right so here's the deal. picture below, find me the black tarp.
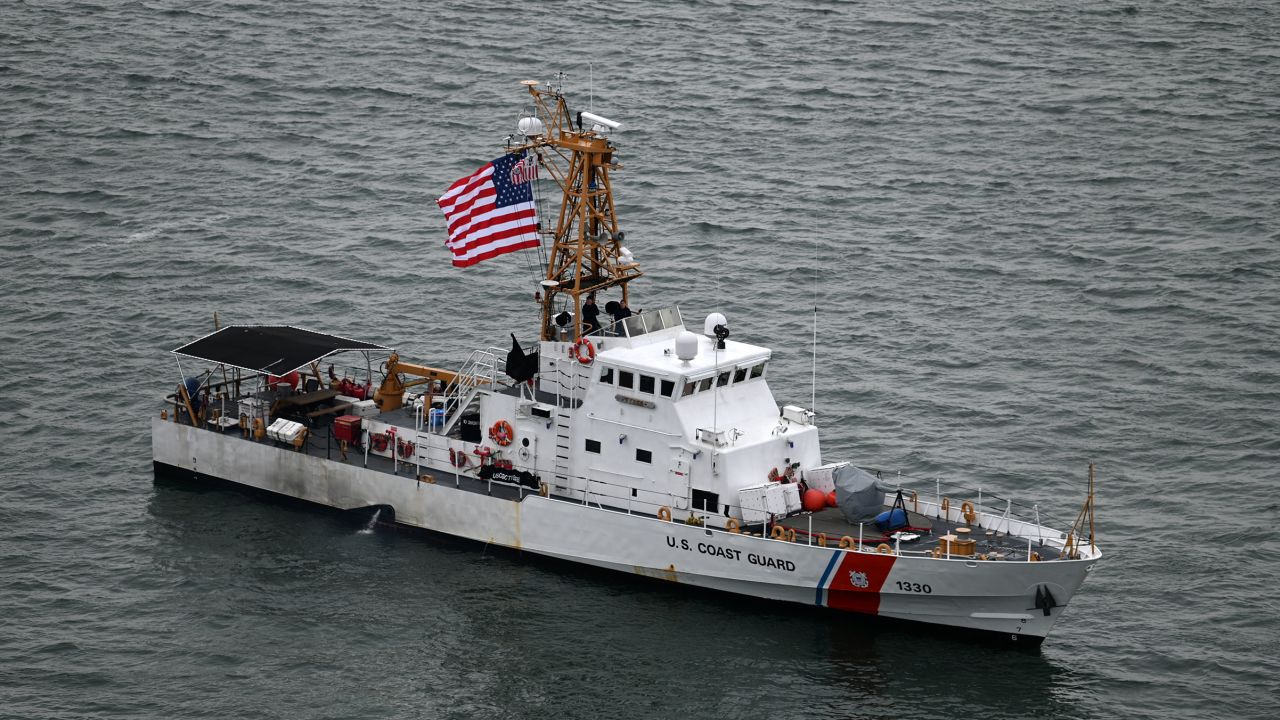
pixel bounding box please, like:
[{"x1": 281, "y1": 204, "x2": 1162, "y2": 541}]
[{"x1": 172, "y1": 325, "x2": 389, "y2": 374}]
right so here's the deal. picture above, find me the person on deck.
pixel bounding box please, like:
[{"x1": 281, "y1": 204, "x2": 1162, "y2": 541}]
[
  {"x1": 610, "y1": 300, "x2": 633, "y2": 333},
  {"x1": 582, "y1": 293, "x2": 601, "y2": 336}
]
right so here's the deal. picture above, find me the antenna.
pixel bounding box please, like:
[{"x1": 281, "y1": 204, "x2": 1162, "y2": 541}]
[{"x1": 810, "y1": 243, "x2": 818, "y2": 414}]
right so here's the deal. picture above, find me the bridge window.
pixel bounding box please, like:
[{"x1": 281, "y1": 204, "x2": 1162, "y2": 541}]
[
  {"x1": 698, "y1": 378, "x2": 712, "y2": 392},
  {"x1": 660, "y1": 379, "x2": 675, "y2": 397},
  {"x1": 750, "y1": 362, "x2": 766, "y2": 379},
  {"x1": 639, "y1": 374, "x2": 655, "y2": 394},
  {"x1": 717, "y1": 370, "x2": 731, "y2": 387},
  {"x1": 599, "y1": 367, "x2": 614, "y2": 384},
  {"x1": 733, "y1": 367, "x2": 747, "y2": 383},
  {"x1": 619, "y1": 370, "x2": 634, "y2": 389},
  {"x1": 586, "y1": 439, "x2": 601, "y2": 454},
  {"x1": 636, "y1": 448, "x2": 652, "y2": 464},
  {"x1": 683, "y1": 380, "x2": 696, "y2": 396}
]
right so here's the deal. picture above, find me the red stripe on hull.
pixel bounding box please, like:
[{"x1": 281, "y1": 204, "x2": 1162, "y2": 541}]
[{"x1": 826, "y1": 552, "x2": 896, "y2": 615}]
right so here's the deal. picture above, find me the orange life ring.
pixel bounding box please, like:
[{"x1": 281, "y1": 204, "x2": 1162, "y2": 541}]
[
  {"x1": 941, "y1": 496, "x2": 951, "y2": 519},
  {"x1": 839, "y1": 536, "x2": 855, "y2": 549},
  {"x1": 657, "y1": 506, "x2": 672, "y2": 522},
  {"x1": 817, "y1": 533, "x2": 828, "y2": 547},
  {"x1": 961, "y1": 500, "x2": 976, "y2": 525},
  {"x1": 909, "y1": 490, "x2": 919, "y2": 513},
  {"x1": 770, "y1": 525, "x2": 785, "y2": 540},
  {"x1": 726, "y1": 518, "x2": 741, "y2": 534},
  {"x1": 573, "y1": 337, "x2": 595, "y2": 365},
  {"x1": 876, "y1": 543, "x2": 893, "y2": 555},
  {"x1": 489, "y1": 420, "x2": 514, "y2": 446}
]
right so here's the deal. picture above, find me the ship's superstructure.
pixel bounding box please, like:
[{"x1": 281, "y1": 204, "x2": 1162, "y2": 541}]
[{"x1": 152, "y1": 80, "x2": 1100, "y2": 645}]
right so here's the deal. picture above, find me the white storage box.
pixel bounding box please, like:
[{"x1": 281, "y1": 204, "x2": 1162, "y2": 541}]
[
  {"x1": 780, "y1": 482, "x2": 802, "y2": 514},
  {"x1": 267, "y1": 418, "x2": 305, "y2": 444},
  {"x1": 239, "y1": 397, "x2": 269, "y2": 422},
  {"x1": 801, "y1": 462, "x2": 847, "y2": 494},
  {"x1": 738, "y1": 483, "x2": 790, "y2": 525},
  {"x1": 350, "y1": 399, "x2": 380, "y2": 418}
]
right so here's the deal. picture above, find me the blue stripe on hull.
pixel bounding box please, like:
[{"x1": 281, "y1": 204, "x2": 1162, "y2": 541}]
[{"x1": 814, "y1": 550, "x2": 842, "y2": 606}]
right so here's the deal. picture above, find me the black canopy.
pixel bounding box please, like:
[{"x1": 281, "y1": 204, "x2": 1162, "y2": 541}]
[{"x1": 172, "y1": 325, "x2": 389, "y2": 375}]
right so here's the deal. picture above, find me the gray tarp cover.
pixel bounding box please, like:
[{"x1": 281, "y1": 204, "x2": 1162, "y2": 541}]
[{"x1": 833, "y1": 465, "x2": 889, "y2": 524}]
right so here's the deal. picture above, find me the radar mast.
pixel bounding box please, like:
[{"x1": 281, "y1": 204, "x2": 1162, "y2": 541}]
[{"x1": 510, "y1": 79, "x2": 642, "y2": 341}]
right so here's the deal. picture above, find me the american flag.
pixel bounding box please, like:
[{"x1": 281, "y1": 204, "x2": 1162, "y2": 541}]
[{"x1": 437, "y1": 152, "x2": 540, "y2": 267}]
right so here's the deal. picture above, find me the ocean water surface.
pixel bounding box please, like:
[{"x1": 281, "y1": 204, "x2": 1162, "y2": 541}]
[{"x1": 2, "y1": 1, "x2": 1278, "y2": 718}]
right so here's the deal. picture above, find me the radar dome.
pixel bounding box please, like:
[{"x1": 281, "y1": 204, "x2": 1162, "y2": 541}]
[
  {"x1": 703, "y1": 312, "x2": 728, "y2": 337},
  {"x1": 517, "y1": 116, "x2": 546, "y2": 137},
  {"x1": 675, "y1": 331, "x2": 699, "y2": 361}
]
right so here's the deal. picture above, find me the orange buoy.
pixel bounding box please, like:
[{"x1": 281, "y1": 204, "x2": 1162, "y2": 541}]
[
  {"x1": 802, "y1": 488, "x2": 826, "y2": 512},
  {"x1": 826, "y1": 490, "x2": 838, "y2": 508}
]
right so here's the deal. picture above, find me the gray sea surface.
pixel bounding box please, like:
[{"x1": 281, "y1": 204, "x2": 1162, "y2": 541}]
[{"x1": 2, "y1": 0, "x2": 1278, "y2": 718}]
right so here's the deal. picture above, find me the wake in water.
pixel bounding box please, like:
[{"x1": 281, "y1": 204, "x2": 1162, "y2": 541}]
[{"x1": 357, "y1": 508, "x2": 381, "y2": 535}]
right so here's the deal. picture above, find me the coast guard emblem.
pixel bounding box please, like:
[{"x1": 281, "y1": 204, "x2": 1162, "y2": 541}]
[{"x1": 849, "y1": 570, "x2": 869, "y2": 589}]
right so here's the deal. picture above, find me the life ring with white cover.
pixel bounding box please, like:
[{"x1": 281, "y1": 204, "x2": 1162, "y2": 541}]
[
  {"x1": 490, "y1": 420, "x2": 514, "y2": 446},
  {"x1": 449, "y1": 448, "x2": 467, "y2": 467},
  {"x1": 372, "y1": 433, "x2": 389, "y2": 452},
  {"x1": 573, "y1": 337, "x2": 595, "y2": 365},
  {"x1": 397, "y1": 439, "x2": 415, "y2": 458}
]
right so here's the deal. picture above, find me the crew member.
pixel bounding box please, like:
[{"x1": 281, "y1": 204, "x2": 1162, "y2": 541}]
[{"x1": 582, "y1": 292, "x2": 601, "y2": 336}]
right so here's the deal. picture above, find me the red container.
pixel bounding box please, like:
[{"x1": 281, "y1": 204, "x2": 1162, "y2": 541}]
[{"x1": 334, "y1": 415, "x2": 362, "y2": 444}]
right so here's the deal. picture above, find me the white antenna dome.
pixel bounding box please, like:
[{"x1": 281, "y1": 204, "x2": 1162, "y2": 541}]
[
  {"x1": 517, "y1": 116, "x2": 546, "y2": 137},
  {"x1": 675, "y1": 331, "x2": 699, "y2": 362},
  {"x1": 703, "y1": 312, "x2": 728, "y2": 337}
]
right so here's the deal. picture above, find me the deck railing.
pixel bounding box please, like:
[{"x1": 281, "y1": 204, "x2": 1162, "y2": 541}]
[{"x1": 161, "y1": 376, "x2": 1089, "y2": 562}]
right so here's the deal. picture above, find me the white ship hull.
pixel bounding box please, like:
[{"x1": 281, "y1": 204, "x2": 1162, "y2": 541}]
[{"x1": 153, "y1": 418, "x2": 1095, "y2": 644}]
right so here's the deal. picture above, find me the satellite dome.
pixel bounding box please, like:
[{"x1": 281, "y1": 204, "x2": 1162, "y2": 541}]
[
  {"x1": 517, "y1": 116, "x2": 546, "y2": 137},
  {"x1": 703, "y1": 312, "x2": 728, "y2": 338},
  {"x1": 675, "y1": 331, "x2": 699, "y2": 362}
]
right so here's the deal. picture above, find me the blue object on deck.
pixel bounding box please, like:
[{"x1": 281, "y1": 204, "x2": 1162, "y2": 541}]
[
  {"x1": 183, "y1": 377, "x2": 203, "y2": 412},
  {"x1": 875, "y1": 508, "x2": 908, "y2": 532}
]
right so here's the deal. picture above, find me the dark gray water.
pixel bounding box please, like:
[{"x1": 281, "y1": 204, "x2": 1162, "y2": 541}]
[{"x1": 3, "y1": 1, "x2": 1278, "y2": 717}]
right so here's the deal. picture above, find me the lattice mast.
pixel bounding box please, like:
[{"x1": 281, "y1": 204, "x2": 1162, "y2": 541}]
[{"x1": 509, "y1": 79, "x2": 642, "y2": 341}]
